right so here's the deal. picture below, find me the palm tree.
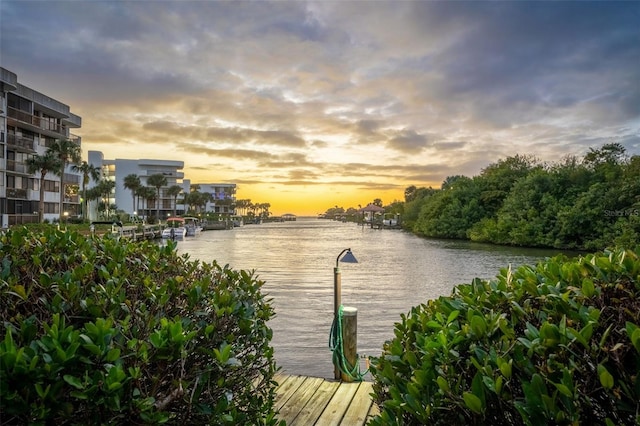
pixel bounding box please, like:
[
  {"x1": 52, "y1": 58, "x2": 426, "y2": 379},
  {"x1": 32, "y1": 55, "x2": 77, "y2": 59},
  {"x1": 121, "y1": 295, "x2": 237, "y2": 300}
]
[
  {"x1": 236, "y1": 199, "x2": 250, "y2": 216},
  {"x1": 200, "y1": 192, "x2": 214, "y2": 213},
  {"x1": 135, "y1": 186, "x2": 150, "y2": 218},
  {"x1": 96, "y1": 180, "x2": 115, "y2": 219},
  {"x1": 166, "y1": 184, "x2": 183, "y2": 216},
  {"x1": 123, "y1": 174, "x2": 141, "y2": 215},
  {"x1": 84, "y1": 186, "x2": 102, "y2": 218},
  {"x1": 71, "y1": 161, "x2": 101, "y2": 221},
  {"x1": 48, "y1": 138, "x2": 81, "y2": 222},
  {"x1": 146, "y1": 174, "x2": 167, "y2": 221},
  {"x1": 139, "y1": 187, "x2": 157, "y2": 221},
  {"x1": 182, "y1": 192, "x2": 192, "y2": 214},
  {"x1": 27, "y1": 152, "x2": 60, "y2": 222},
  {"x1": 261, "y1": 202, "x2": 271, "y2": 219}
]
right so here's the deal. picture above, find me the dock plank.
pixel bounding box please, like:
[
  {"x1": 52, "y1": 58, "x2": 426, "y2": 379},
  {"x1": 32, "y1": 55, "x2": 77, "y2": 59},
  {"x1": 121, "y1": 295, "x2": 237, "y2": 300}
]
[
  {"x1": 275, "y1": 374, "x2": 378, "y2": 425},
  {"x1": 313, "y1": 381, "x2": 361, "y2": 426},
  {"x1": 289, "y1": 380, "x2": 340, "y2": 425},
  {"x1": 274, "y1": 375, "x2": 306, "y2": 411},
  {"x1": 340, "y1": 381, "x2": 374, "y2": 425},
  {"x1": 276, "y1": 376, "x2": 325, "y2": 424}
]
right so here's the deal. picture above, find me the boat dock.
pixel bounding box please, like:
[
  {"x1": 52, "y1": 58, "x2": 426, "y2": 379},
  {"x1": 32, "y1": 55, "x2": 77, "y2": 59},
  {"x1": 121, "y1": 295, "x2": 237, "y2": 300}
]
[
  {"x1": 111, "y1": 224, "x2": 163, "y2": 241},
  {"x1": 275, "y1": 374, "x2": 379, "y2": 425}
]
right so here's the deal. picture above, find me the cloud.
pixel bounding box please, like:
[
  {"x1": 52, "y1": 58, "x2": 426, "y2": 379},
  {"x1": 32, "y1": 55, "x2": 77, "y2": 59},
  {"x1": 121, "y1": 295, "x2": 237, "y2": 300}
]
[{"x1": 1, "y1": 0, "x2": 638, "y2": 214}]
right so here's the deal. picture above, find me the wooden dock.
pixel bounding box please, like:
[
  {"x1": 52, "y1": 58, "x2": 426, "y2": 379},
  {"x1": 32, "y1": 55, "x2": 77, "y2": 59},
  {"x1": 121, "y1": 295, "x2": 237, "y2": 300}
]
[{"x1": 275, "y1": 374, "x2": 379, "y2": 425}]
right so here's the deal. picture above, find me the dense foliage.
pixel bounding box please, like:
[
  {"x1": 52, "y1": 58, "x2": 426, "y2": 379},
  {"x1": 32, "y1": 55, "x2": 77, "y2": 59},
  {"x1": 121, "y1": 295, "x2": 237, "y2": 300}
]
[
  {"x1": 0, "y1": 227, "x2": 280, "y2": 425},
  {"x1": 403, "y1": 143, "x2": 640, "y2": 250},
  {"x1": 369, "y1": 247, "x2": 640, "y2": 425}
]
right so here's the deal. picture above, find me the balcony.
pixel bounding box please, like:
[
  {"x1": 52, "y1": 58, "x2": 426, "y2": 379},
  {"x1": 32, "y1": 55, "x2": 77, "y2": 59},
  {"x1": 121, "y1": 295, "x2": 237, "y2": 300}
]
[
  {"x1": 6, "y1": 133, "x2": 35, "y2": 152},
  {"x1": 0, "y1": 67, "x2": 18, "y2": 92},
  {"x1": 6, "y1": 160, "x2": 31, "y2": 174},
  {"x1": 6, "y1": 188, "x2": 28, "y2": 199},
  {"x1": 7, "y1": 107, "x2": 68, "y2": 137}
]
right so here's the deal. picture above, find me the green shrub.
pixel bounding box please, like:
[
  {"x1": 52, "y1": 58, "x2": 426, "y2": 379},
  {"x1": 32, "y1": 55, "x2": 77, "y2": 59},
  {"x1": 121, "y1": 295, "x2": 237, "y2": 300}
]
[
  {"x1": 0, "y1": 227, "x2": 280, "y2": 425},
  {"x1": 370, "y1": 248, "x2": 640, "y2": 425}
]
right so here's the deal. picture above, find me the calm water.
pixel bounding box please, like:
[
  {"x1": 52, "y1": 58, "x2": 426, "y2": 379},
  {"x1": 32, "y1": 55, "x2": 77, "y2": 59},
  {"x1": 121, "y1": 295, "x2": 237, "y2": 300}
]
[{"x1": 176, "y1": 218, "x2": 566, "y2": 379}]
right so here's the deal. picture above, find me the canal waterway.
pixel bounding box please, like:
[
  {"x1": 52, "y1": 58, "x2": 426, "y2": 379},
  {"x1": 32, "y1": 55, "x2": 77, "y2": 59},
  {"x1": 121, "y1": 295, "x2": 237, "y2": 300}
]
[{"x1": 176, "y1": 218, "x2": 568, "y2": 379}]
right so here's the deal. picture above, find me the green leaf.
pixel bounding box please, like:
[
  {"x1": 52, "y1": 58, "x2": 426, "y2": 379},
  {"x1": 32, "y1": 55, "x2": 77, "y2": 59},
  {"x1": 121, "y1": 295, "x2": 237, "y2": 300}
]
[
  {"x1": 35, "y1": 383, "x2": 51, "y2": 399},
  {"x1": 626, "y1": 322, "x2": 640, "y2": 353},
  {"x1": 463, "y1": 392, "x2": 483, "y2": 414},
  {"x1": 581, "y1": 278, "x2": 595, "y2": 297},
  {"x1": 10, "y1": 284, "x2": 27, "y2": 300},
  {"x1": 597, "y1": 364, "x2": 614, "y2": 389},
  {"x1": 63, "y1": 375, "x2": 84, "y2": 390},
  {"x1": 83, "y1": 344, "x2": 102, "y2": 356},
  {"x1": 71, "y1": 391, "x2": 89, "y2": 400},
  {"x1": 214, "y1": 342, "x2": 232, "y2": 364},
  {"x1": 447, "y1": 310, "x2": 460, "y2": 324},
  {"x1": 553, "y1": 382, "x2": 572, "y2": 397},
  {"x1": 580, "y1": 323, "x2": 594, "y2": 342},
  {"x1": 498, "y1": 358, "x2": 512, "y2": 379},
  {"x1": 106, "y1": 348, "x2": 121, "y2": 362},
  {"x1": 436, "y1": 376, "x2": 449, "y2": 393},
  {"x1": 470, "y1": 315, "x2": 487, "y2": 337},
  {"x1": 482, "y1": 376, "x2": 495, "y2": 393},
  {"x1": 599, "y1": 324, "x2": 613, "y2": 349}
]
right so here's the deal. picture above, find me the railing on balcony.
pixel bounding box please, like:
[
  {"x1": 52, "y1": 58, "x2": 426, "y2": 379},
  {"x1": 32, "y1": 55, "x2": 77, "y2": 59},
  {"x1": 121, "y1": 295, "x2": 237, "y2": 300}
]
[
  {"x1": 6, "y1": 188, "x2": 28, "y2": 199},
  {"x1": 8, "y1": 214, "x2": 39, "y2": 226},
  {"x1": 6, "y1": 133, "x2": 35, "y2": 151},
  {"x1": 63, "y1": 173, "x2": 80, "y2": 185},
  {"x1": 6, "y1": 160, "x2": 31, "y2": 174},
  {"x1": 68, "y1": 133, "x2": 81, "y2": 145},
  {"x1": 7, "y1": 107, "x2": 68, "y2": 137}
]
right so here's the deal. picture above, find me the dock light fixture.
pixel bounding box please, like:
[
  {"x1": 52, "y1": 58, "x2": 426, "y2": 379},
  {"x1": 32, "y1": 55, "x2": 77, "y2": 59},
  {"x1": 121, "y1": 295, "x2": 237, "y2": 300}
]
[
  {"x1": 334, "y1": 248, "x2": 358, "y2": 314},
  {"x1": 333, "y1": 248, "x2": 358, "y2": 379}
]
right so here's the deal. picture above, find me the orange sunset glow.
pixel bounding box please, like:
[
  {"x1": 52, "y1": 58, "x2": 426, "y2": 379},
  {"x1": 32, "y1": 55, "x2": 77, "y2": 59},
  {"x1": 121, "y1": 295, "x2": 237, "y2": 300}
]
[{"x1": 2, "y1": 1, "x2": 638, "y2": 216}]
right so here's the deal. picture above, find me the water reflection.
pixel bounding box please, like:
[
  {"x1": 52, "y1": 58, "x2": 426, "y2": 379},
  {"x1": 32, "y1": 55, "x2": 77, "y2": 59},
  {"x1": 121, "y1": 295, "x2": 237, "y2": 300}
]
[{"x1": 177, "y1": 218, "x2": 568, "y2": 378}]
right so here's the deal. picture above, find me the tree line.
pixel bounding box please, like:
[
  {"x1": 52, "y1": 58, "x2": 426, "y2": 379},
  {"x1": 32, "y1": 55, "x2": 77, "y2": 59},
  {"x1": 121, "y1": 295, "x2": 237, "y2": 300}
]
[{"x1": 402, "y1": 143, "x2": 639, "y2": 250}]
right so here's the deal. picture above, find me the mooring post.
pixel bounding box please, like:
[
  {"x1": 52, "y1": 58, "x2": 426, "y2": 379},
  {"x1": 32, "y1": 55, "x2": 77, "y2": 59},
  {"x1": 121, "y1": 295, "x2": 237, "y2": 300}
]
[{"x1": 341, "y1": 306, "x2": 358, "y2": 382}]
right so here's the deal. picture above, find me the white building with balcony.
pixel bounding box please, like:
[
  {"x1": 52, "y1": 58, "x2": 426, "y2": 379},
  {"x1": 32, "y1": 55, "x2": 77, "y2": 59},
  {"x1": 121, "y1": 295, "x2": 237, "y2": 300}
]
[
  {"x1": 196, "y1": 183, "x2": 237, "y2": 215},
  {"x1": 87, "y1": 151, "x2": 237, "y2": 222},
  {"x1": 88, "y1": 151, "x2": 185, "y2": 221},
  {"x1": 0, "y1": 67, "x2": 82, "y2": 226}
]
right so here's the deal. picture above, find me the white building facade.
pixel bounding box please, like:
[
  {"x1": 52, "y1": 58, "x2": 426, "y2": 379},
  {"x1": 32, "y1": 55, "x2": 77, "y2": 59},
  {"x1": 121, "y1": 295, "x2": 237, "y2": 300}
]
[
  {"x1": 196, "y1": 183, "x2": 237, "y2": 215},
  {"x1": 88, "y1": 151, "x2": 236, "y2": 221},
  {"x1": 0, "y1": 67, "x2": 82, "y2": 226},
  {"x1": 88, "y1": 151, "x2": 185, "y2": 221}
]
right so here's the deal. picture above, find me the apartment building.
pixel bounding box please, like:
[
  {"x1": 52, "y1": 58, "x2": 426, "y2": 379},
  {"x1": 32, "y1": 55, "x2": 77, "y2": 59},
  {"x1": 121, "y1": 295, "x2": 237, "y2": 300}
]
[
  {"x1": 195, "y1": 183, "x2": 237, "y2": 215},
  {"x1": 88, "y1": 151, "x2": 185, "y2": 221},
  {"x1": 88, "y1": 151, "x2": 236, "y2": 220},
  {"x1": 0, "y1": 67, "x2": 82, "y2": 227}
]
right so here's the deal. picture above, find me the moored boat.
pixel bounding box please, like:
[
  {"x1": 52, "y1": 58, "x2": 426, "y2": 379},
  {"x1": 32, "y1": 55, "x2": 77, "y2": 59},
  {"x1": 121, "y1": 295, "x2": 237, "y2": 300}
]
[
  {"x1": 183, "y1": 217, "x2": 203, "y2": 236},
  {"x1": 162, "y1": 217, "x2": 187, "y2": 240}
]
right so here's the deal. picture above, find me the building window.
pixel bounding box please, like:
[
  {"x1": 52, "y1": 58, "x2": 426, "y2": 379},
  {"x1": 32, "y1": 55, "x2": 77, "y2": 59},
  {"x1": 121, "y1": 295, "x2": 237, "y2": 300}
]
[
  {"x1": 44, "y1": 202, "x2": 58, "y2": 214},
  {"x1": 42, "y1": 136, "x2": 56, "y2": 147},
  {"x1": 8, "y1": 94, "x2": 32, "y2": 113},
  {"x1": 7, "y1": 175, "x2": 29, "y2": 189},
  {"x1": 43, "y1": 180, "x2": 59, "y2": 193},
  {"x1": 28, "y1": 178, "x2": 38, "y2": 191}
]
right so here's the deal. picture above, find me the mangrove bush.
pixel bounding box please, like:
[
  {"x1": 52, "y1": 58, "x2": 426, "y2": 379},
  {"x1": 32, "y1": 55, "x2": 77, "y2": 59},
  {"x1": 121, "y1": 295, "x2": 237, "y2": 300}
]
[
  {"x1": 370, "y1": 247, "x2": 640, "y2": 425},
  {"x1": 0, "y1": 227, "x2": 280, "y2": 425}
]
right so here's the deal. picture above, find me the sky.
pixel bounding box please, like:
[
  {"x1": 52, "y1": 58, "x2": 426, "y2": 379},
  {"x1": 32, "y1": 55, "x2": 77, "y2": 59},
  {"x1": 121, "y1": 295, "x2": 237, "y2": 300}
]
[{"x1": 1, "y1": 1, "x2": 639, "y2": 216}]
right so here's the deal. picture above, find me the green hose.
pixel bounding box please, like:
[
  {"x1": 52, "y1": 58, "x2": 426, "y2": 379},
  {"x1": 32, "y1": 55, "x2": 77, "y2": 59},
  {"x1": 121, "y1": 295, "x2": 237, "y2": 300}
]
[{"x1": 329, "y1": 305, "x2": 368, "y2": 381}]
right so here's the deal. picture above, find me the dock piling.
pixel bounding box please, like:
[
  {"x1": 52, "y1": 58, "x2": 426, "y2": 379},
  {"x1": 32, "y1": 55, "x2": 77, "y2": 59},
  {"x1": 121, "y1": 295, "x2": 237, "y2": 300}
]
[{"x1": 341, "y1": 307, "x2": 358, "y2": 383}]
